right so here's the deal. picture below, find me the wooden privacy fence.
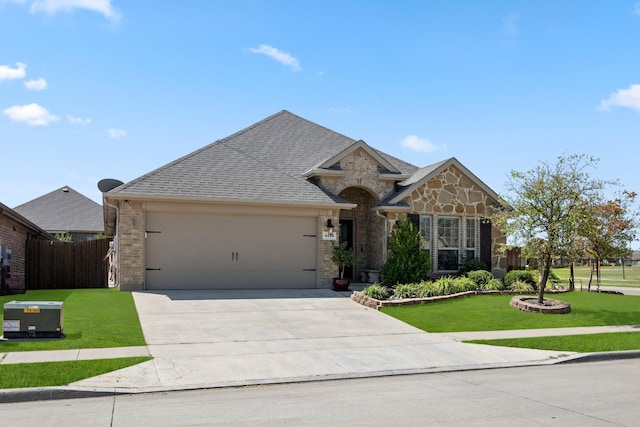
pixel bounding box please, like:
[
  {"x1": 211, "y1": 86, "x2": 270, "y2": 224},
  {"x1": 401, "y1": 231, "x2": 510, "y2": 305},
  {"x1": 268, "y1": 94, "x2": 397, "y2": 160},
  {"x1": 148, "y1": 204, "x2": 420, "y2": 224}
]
[{"x1": 26, "y1": 239, "x2": 111, "y2": 289}]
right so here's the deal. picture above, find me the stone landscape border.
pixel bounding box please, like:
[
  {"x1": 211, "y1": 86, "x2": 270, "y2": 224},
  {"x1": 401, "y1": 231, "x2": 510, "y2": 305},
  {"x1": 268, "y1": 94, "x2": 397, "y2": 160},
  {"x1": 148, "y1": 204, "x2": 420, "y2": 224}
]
[
  {"x1": 509, "y1": 295, "x2": 572, "y2": 314},
  {"x1": 350, "y1": 289, "x2": 573, "y2": 310}
]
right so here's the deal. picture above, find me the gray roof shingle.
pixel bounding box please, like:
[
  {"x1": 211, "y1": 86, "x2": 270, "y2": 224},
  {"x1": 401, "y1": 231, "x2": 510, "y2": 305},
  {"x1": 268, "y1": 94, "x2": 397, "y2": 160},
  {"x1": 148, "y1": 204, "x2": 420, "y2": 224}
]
[
  {"x1": 14, "y1": 186, "x2": 104, "y2": 233},
  {"x1": 110, "y1": 110, "x2": 415, "y2": 205}
]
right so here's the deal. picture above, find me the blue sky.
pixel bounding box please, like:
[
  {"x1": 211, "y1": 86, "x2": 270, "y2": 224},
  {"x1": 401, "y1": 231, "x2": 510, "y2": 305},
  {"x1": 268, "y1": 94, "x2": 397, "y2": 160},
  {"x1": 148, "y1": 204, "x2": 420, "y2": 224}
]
[{"x1": 1, "y1": 1, "x2": 639, "y2": 246}]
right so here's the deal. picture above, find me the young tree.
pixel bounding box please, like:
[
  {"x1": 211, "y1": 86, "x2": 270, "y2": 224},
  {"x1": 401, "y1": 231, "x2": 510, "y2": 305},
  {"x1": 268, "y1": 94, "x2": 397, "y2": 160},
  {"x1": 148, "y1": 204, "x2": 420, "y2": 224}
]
[
  {"x1": 580, "y1": 190, "x2": 638, "y2": 290},
  {"x1": 493, "y1": 154, "x2": 611, "y2": 304},
  {"x1": 381, "y1": 218, "x2": 431, "y2": 286}
]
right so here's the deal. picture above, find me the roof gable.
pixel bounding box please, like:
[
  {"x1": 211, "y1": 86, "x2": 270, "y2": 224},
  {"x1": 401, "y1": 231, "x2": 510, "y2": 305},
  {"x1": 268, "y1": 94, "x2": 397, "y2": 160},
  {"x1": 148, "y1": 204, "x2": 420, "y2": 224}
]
[
  {"x1": 387, "y1": 157, "x2": 501, "y2": 206},
  {"x1": 305, "y1": 140, "x2": 401, "y2": 177},
  {"x1": 13, "y1": 186, "x2": 104, "y2": 233}
]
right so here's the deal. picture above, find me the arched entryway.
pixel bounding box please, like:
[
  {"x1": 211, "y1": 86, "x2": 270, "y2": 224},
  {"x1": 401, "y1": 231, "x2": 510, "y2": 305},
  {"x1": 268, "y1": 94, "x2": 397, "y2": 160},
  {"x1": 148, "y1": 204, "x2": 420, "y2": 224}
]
[{"x1": 338, "y1": 187, "x2": 384, "y2": 281}]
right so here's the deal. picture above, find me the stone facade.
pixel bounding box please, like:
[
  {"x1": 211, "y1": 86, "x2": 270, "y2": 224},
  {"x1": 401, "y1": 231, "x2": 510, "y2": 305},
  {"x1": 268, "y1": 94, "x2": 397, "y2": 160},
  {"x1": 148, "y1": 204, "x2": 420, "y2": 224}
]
[
  {"x1": 408, "y1": 165, "x2": 490, "y2": 215},
  {"x1": 313, "y1": 154, "x2": 509, "y2": 284},
  {"x1": 316, "y1": 148, "x2": 391, "y2": 282},
  {"x1": 318, "y1": 147, "x2": 395, "y2": 200}
]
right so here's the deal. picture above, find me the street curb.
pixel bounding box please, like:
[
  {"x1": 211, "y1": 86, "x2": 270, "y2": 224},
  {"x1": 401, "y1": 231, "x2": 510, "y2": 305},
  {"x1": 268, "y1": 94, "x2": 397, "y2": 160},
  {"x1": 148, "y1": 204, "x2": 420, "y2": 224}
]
[
  {"x1": 554, "y1": 350, "x2": 640, "y2": 364},
  {"x1": 0, "y1": 387, "x2": 116, "y2": 404},
  {"x1": 5, "y1": 351, "x2": 640, "y2": 403}
]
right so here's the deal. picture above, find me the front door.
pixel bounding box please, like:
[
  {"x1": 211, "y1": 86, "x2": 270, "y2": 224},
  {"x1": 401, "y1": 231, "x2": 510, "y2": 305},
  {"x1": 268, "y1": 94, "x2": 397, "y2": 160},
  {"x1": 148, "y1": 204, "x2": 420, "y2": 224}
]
[{"x1": 339, "y1": 219, "x2": 354, "y2": 280}]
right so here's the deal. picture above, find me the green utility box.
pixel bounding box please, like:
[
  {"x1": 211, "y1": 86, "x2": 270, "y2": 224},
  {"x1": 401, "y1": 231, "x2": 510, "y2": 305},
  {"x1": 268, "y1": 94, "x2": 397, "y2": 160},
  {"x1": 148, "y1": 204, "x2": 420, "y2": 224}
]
[{"x1": 3, "y1": 301, "x2": 64, "y2": 339}]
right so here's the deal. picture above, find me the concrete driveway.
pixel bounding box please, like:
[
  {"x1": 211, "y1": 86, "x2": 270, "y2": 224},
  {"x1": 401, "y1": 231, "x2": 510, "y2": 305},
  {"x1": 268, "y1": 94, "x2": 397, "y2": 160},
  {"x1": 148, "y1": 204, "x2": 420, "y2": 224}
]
[{"x1": 72, "y1": 289, "x2": 572, "y2": 393}]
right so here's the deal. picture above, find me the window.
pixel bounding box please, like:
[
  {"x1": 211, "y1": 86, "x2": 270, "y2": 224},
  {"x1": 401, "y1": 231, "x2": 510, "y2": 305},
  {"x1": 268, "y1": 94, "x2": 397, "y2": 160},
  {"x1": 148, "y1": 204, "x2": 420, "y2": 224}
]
[
  {"x1": 437, "y1": 217, "x2": 459, "y2": 270},
  {"x1": 466, "y1": 217, "x2": 477, "y2": 261}
]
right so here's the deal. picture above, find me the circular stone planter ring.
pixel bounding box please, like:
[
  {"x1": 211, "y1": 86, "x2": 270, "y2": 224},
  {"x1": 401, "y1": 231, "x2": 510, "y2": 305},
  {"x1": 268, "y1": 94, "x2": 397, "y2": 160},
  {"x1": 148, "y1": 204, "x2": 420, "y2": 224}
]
[{"x1": 510, "y1": 295, "x2": 571, "y2": 314}]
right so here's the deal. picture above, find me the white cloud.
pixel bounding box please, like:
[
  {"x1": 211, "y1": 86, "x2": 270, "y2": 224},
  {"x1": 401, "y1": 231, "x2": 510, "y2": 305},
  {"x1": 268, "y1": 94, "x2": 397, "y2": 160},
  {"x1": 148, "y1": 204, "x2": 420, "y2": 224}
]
[
  {"x1": 503, "y1": 12, "x2": 520, "y2": 35},
  {"x1": 29, "y1": 0, "x2": 120, "y2": 21},
  {"x1": 249, "y1": 44, "x2": 302, "y2": 71},
  {"x1": 2, "y1": 103, "x2": 59, "y2": 126},
  {"x1": 0, "y1": 62, "x2": 27, "y2": 81},
  {"x1": 401, "y1": 135, "x2": 444, "y2": 153},
  {"x1": 67, "y1": 114, "x2": 92, "y2": 124},
  {"x1": 598, "y1": 84, "x2": 640, "y2": 112},
  {"x1": 108, "y1": 128, "x2": 126, "y2": 139},
  {"x1": 328, "y1": 107, "x2": 351, "y2": 113},
  {"x1": 24, "y1": 77, "x2": 47, "y2": 90},
  {"x1": 634, "y1": 2, "x2": 640, "y2": 16}
]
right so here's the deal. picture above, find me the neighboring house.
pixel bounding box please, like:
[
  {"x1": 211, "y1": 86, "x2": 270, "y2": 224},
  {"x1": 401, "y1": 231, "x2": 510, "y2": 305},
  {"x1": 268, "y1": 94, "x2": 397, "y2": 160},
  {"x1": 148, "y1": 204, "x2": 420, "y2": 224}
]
[
  {"x1": 0, "y1": 201, "x2": 55, "y2": 294},
  {"x1": 14, "y1": 186, "x2": 104, "y2": 241},
  {"x1": 102, "y1": 110, "x2": 507, "y2": 291}
]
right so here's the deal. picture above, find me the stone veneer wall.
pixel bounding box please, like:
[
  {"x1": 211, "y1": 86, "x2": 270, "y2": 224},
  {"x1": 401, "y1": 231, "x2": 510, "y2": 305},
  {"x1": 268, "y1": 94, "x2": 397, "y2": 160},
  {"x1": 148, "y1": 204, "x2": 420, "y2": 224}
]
[
  {"x1": 319, "y1": 148, "x2": 395, "y2": 200},
  {"x1": 317, "y1": 147, "x2": 395, "y2": 278},
  {"x1": 338, "y1": 187, "x2": 384, "y2": 273},
  {"x1": 403, "y1": 165, "x2": 507, "y2": 278},
  {"x1": 117, "y1": 200, "x2": 146, "y2": 290}
]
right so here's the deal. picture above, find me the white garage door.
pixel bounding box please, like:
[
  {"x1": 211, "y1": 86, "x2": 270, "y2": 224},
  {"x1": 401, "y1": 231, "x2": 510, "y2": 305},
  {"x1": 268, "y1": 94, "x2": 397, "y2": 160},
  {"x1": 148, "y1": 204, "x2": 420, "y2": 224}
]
[{"x1": 145, "y1": 212, "x2": 317, "y2": 289}]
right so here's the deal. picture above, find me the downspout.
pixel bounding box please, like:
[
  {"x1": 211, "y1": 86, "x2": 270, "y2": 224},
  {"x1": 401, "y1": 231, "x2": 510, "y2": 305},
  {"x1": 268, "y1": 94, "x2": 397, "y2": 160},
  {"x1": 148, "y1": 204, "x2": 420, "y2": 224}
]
[
  {"x1": 104, "y1": 198, "x2": 120, "y2": 289},
  {"x1": 375, "y1": 209, "x2": 388, "y2": 264}
]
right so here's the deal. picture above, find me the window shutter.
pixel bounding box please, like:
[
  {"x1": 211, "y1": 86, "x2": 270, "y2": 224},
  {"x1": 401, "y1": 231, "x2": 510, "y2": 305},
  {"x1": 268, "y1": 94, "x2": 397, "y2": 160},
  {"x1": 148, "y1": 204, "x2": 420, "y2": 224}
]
[
  {"x1": 480, "y1": 218, "x2": 492, "y2": 269},
  {"x1": 408, "y1": 214, "x2": 420, "y2": 231}
]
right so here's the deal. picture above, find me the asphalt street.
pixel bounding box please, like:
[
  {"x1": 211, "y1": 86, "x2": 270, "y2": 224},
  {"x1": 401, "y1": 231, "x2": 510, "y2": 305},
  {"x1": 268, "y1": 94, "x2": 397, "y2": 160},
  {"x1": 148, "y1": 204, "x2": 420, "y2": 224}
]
[{"x1": 2, "y1": 358, "x2": 639, "y2": 426}]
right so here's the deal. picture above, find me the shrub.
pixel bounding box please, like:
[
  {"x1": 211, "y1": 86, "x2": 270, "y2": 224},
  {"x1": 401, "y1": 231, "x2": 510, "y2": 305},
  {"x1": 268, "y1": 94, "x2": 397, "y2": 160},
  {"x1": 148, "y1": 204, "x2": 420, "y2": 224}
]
[
  {"x1": 456, "y1": 276, "x2": 478, "y2": 292},
  {"x1": 394, "y1": 284, "x2": 419, "y2": 299},
  {"x1": 459, "y1": 257, "x2": 487, "y2": 274},
  {"x1": 432, "y1": 276, "x2": 476, "y2": 295},
  {"x1": 416, "y1": 281, "x2": 440, "y2": 298},
  {"x1": 510, "y1": 280, "x2": 535, "y2": 292},
  {"x1": 380, "y1": 218, "x2": 431, "y2": 286},
  {"x1": 362, "y1": 283, "x2": 391, "y2": 300},
  {"x1": 466, "y1": 270, "x2": 493, "y2": 288},
  {"x1": 484, "y1": 278, "x2": 505, "y2": 291},
  {"x1": 549, "y1": 270, "x2": 562, "y2": 284},
  {"x1": 504, "y1": 270, "x2": 538, "y2": 290}
]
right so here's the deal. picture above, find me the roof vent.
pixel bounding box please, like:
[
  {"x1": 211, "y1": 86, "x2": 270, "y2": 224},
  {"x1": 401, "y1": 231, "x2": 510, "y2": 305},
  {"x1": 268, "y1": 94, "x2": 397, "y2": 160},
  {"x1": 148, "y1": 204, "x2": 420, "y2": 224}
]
[{"x1": 62, "y1": 187, "x2": 69, "y2": 193}]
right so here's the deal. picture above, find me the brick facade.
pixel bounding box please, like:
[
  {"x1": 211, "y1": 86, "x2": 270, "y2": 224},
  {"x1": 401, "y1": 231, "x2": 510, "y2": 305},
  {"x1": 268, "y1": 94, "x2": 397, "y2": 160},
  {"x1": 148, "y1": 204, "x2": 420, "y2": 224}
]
[
  {"x1": 116, "y1": 200, "x2": 146, "y2": 290},
  {"x1": 0, "y1": 210, "x2": 52, "y2": 293},
  {"x1": 0, "y1": 216, "x2": 28, "y2": 292}
]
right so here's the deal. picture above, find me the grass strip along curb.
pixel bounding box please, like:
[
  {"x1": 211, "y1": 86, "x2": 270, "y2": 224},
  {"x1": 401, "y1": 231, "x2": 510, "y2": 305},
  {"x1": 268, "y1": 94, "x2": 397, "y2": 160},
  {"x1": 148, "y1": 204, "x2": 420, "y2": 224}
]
[
  {"x1": 0, "y1": 357, "x2": 152, "y2": 389},
  {"x1": 467, "y1": 331, "x2": 640, "y2": 352}
]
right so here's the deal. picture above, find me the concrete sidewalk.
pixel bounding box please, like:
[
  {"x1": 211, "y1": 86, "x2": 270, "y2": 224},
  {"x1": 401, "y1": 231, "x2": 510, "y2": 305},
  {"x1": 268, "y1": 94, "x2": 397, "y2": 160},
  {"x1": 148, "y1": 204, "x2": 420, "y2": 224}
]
[{"x1": 1, "y1": 288, "x2": 639, "y2": 403}]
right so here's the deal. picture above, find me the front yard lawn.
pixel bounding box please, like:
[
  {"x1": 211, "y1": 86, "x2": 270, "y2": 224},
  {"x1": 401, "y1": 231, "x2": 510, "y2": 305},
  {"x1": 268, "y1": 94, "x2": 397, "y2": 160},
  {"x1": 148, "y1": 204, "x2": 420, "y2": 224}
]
[
  {"x1": 381, "y1": 291, "x2": 640, "y2": 333},
  {"x1": 1, "y1": 289, "x2": 145, "y2": 352}
]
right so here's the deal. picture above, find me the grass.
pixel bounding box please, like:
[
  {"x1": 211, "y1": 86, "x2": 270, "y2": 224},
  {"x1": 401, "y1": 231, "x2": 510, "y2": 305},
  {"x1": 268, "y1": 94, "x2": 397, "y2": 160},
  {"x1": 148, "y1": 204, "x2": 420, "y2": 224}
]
[
  {"x1": 0, "y1": 288, "x2": 149, "y2": 389},
  {"x1": 0, "y1": 357, "x2": 152, "y2": 389},
  {"x1": 468, "y1": 332, "x2": 640, "y2": 352},
  {"x1": 0, "y1": 288, "x2": 146, "y2": 352},
  {"x1": 554, "y1": 265, "x2": 640, "y2": 288},
  {"x1": 381, "y1": 291, "x2": 640, "y2": 333}
]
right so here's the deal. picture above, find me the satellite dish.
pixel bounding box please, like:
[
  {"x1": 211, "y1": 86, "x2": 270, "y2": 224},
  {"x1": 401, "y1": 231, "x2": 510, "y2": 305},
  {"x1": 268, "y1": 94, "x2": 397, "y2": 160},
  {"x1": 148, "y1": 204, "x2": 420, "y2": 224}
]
[{"x1": 98, "y1": 178, "x2": 124, "y2": 193}]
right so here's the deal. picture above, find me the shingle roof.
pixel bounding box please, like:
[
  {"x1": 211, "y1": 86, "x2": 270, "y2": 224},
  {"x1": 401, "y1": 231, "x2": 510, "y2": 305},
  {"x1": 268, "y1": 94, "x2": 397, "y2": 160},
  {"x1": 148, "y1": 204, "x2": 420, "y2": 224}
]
[
  {"x1": 14, "y1": 186, "x2": 104, "y2": 233},
  {"x1": 109, "y1": 110, "x2": 416, "y2": 205},
  {"x1": 0, "y1": 201, "x2": 55, "y2": 240}
]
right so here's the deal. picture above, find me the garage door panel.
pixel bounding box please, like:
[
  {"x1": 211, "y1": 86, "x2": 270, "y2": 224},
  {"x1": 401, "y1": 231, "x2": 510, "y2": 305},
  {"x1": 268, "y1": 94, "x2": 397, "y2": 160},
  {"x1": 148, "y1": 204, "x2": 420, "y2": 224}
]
[
  {"x1": 145, "y1": 212, "x2": 317, "y2": 289},
  {"x1": 146, "y1": 269, "x2": 316, "y2": 290}
]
